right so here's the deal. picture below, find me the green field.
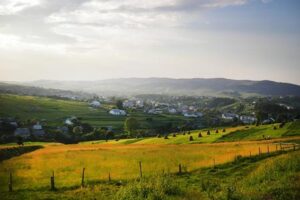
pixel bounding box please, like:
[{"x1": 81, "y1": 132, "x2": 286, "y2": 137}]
[
  {"x1": 79, "y1": 121, "x2": 300, "y2": 145},
  {"x1": 0, "y1": 94, "x2": 190, "y2": 130}
]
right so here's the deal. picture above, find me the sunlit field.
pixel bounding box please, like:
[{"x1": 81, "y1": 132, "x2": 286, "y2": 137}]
[{"x1": 1, "y1": 138, "x2": 296, "y2": 192}]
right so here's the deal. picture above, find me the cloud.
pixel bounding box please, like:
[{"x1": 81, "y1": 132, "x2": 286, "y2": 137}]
[{"x1": 0, "y1": 0, "x2": 265, "y2": 52}]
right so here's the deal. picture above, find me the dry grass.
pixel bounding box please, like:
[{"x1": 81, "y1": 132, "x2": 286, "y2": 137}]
[{"x1": 1, "y1": 138, "x2": 297, "y2": 192}]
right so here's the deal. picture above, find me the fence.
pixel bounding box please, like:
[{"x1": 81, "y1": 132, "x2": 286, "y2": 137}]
[{"x1": 4, "y1": 142, "x2": 299, "y2": 192}]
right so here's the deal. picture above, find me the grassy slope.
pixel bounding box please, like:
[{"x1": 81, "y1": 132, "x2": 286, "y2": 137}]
[
  {"x1": 83, "y1": 121, "x2": 300, "y2": 145},
  {"x1": 217, "y1": 121, "x2": 300, "y2": 142},
  {"x1": 1, "y1": 147, "x2": 299, "y2": 200},
  {"x1": 0, "y1": 94, "x2": 189, "y2": 130}
]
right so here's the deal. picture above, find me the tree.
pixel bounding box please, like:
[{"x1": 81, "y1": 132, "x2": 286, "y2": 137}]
[
  {"x1": 116, "y1": 100, "x2": 123, "y2": 109},
  {"x1": 16, "y1": 136, "x2": 24, "y2": 146},
  {"x1": 124, "y1": 117, "x2": 140, "y2": 137}
]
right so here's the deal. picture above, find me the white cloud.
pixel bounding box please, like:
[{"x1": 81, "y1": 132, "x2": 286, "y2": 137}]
[{"x1": 0, "y1": 0, "x2": 40, "y2": 15}]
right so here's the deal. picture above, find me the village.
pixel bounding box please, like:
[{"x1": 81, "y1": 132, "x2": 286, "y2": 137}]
[{"x1": 1, "y1": 93, "x2": 298, "y2": 144}]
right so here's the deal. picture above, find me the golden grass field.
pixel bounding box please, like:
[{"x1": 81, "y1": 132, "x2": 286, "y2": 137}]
[{"x1": 1, "y1": 137, "x2": 299, "y2": 192}]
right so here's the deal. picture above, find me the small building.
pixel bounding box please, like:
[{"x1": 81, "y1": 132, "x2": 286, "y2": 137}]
[
  {"x1": 168, "y1": 108, "x2": 177, "y2": 114},
  {"x1": 183, "y1": 113, "x2": 198, "y2": 118},
  {"x1": 64, "y1": 116, "x2": 77, "y2": 126},
  {"x1": 123, "y1": 100, "x2": 135, "y2": 108},
  {"x1": 90, "y1": 100, "x2": 101, "y2": 108},
  {"x1": 262, "y1": 118, "x2": 275, "y2": 124},
  {"x1": 14, "y1": 128, "x2": 31, "y2": 138},
  {"x1": 33, "y1": 122, "x2": 42, "y2": 130},
  {"x1": 109, "y1": 109, "x2": 126, "y2": 116},
  {"x1": 222, "y1": 113, "x2": 239, "y2": 121},
  {"x1": 240, "y1": 116, "x2": 257, "y2": 124}
]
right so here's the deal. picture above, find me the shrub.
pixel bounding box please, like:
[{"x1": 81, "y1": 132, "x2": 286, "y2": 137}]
[
  {"x1": 114, "y1": 174, "x2": 182, "y2": 200},
  {"x1": 215, "y1": 129, "x2": 219, "y2": 133},
  {"x1": 207, "y1": 130, "x2": 210, "y2": 135},
  {"x1": 222, "y1": 129, "x2": 226, "y2": 132},
  {"x1": 173, "y1": 133, "x2": 176, "y2": 137},
  {"x1": 157, "y1": 134, "x2": 161, "y2": 138},
  {"x1": 189, "y1": 136, "x2": 194, "y2": 141},
  {"x1": 198, "y1": 133, "x2": 202, "y2": 138},
  {"x1": 164, "y1": 135, "x2": 169, "y2": 139}
]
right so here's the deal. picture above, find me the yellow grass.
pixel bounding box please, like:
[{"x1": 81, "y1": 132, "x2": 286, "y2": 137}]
[{"x1": 0, "y1": 137, "x2": 299, "y2": 192}]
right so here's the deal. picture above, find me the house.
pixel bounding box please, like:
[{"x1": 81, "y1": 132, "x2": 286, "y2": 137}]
[
  {"x1": 148, "y1": 108, "x2": 163, "y2": 114},
  {"x1": 240, "y1": 116, "x2": 257, "y2": 124},
  {"x1": 90, "y1": 100, "x2": 101, "y2": 108},
  {"x1": 14, "y1": 128, "x2": 31, "y2": 138},
  {"x1": 136, "y1": 100, "x2": 144, "y2": 108},
  {"x1": 64, "y1": 116, "x2": 77, "y2": 126},
  {"x1": 109, "y1": 109, "x2": 126, "y2": 116},
  {"x1": 262, "y1": 118, "x2": 275, "y2": 124},
  {"x1": 32, "y1": 122, "x2": 45, "y2": 136},
  {"x1": 33, "y1": 122, "x2": 42, "y2": 130},
  {"x1": 222, "y1": 113, "x2": 239, "y2": 121},
  {"x1": 123, "y1": 100, "x2": 135, "y2": 108},
  {"x1": 168, "y1": 108, "x2": 177, "y2": 114},
  {"x1": 183, "y1": 113, "x2": 198, "y2": 118}
]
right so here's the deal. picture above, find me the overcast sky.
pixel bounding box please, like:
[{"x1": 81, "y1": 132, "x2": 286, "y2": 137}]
[{"x1": 0, "y1": 0, "x2": 299, "y2": 84}]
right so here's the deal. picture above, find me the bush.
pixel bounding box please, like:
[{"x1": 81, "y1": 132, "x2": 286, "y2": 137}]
[
  {"x1": 222, "y1": 129, "x2": 226, "y2": 132},
  {"x1": 215, "y1": 129, "x2": 219, "y2": 134},
  {"x1": 198, "y1": 133, "x2": 202, "y2": 138},
  {"x1": 164, "y1": 135, "x2": 169, "y2": 139},
  {"x1": 189, "y1": 136, "x2": 194, "y2": 141},
  {"x1": 173, "y1": 133, "x2": 176, "y2": 137},
  {"x1": 114, "y1": 174, "x2": 182, "y2": 200},
  {"x1": 207, "y1": 130, "x2": 210, "y2": 135}
]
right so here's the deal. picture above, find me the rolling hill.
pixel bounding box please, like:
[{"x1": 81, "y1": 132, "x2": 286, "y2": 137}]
[{"x1": 19, "y1": 78, "x2": 300, "y2": 97}]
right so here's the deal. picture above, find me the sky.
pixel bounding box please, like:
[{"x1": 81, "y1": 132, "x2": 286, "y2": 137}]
[{"x1": 0, "y1": 0, "x2": 299, "y2": 84}]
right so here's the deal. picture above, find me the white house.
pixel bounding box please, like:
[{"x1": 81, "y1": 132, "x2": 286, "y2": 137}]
[
  {"x1": 33, "y1": 122, "x2": 42, "y2": 130},
  {"x1": 90, "y1": 100, "x2": 101, "y2": 108},
  {"x1": 240, "y1": 116, "x2": 257, "y2": 124},
  {"x1": 183, "y1": 113, "x2": 198, "y2": 118},
  {"x1": 123, "y1": 100, "x2": 135, "y2": 108},
  {"x1": 222, "y1": 113, "x2": 239, "y2": 121},
  {"x1": 168, "y1": 108, "x2": 177, "y2": 114},
  {"x1": 109, "y1": 109, "x2": 126, "y2": 116}
]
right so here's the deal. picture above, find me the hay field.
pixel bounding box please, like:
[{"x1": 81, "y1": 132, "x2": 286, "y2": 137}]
[{"x1": 0, "y1": 139, "x2": 290, "y2": 192}]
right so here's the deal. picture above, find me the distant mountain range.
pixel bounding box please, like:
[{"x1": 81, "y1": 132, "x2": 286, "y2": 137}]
[{"x1": 2, "y1": 78, "x2": 300, "y2": 97}]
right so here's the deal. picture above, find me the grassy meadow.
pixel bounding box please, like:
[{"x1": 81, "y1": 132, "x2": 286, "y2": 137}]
[{"x1": 0, "y1": 94, "x2": 189, "y2": 130}]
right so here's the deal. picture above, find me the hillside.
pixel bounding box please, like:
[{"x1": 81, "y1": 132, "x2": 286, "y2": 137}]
[
  {"x1": 21, "y1": 78, "x2": 300, "y2": 97},
  {"x1": 0, "y1": 82, "x2": 93, "y2": 100}
]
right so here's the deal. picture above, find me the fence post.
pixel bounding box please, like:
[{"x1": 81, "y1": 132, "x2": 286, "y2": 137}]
[
  {"x1": 280, "y1": 143, "x2": 282, "y2": 151},
  {"x1": 276, "y1": 144, "x2": 278, "y2": 151},
  {"x1": 108, "y1": 172, "x2": 111, "y2": 182},
  {"x1": 81, "y1": 168, "x2": 85, "y2": 188},
  {"x1": 139, "y1": 161, "x2": 142, "y2": 179},
  {"x1": 258, "y1": 147, "x2": 261, "y2": 155},
  {"x1": 50, "y1": 171, "x2": 55, "y2": 190},
  {"x1": 178, "y1": 164, "x2": 182, "y2": 174},
  {"x1": 8, "y1": 172, "x2": 12, "y2": 192},
  {"x1": 213, "y1": 158, "x2": 216, "y2": 168},
  {"x1": 267, "y1": 145, "x2": 270, "y2": 154},
  {"x1": 250, "y1": 151, "x2": 251, "y2": 157}
]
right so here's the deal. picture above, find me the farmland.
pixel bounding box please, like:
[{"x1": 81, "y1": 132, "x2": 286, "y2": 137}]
[
  {"x1": 0, "y1": 94, "x2": 190, "y2": 131},
  {"x1": 0, "y1": 94, "x2": 300, "y2": 199},
  {"x1": 0, "y1": 137, "x2": 299, "y2": 199}
]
